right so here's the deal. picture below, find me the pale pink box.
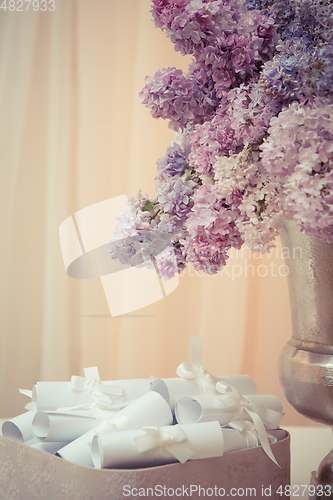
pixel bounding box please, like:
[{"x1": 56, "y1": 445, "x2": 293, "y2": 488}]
[{"x1": 0, "y1": 429, "x2": 290, "y2": 500}]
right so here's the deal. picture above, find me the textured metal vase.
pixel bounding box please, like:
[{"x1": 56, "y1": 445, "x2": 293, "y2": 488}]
[
  {"x1": 278, "y1": 220, "x2": 333, "y2": 486},
  {"x1": 278, "y1": 220, "x2": 333, "y2": 425}
]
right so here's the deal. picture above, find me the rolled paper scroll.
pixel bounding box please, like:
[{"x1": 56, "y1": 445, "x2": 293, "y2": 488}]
[
  {"x1": 150, "y1": 337, "x2": 257, "y2": 412},
  {"x1": 175, "y1": 394, "x2": 283, "y2": 426},
  {"x1": 31, "y1": 441, "x2": 71, "y2": 454},
  {"x1": 94, "y1": 391, "x2": 173, "y2": 434},
  {"x1": 21, "y1": 367, "x2": 150, "y2": 414},
  {"x1": 1, "y1": 411, "x2": 34, "y2": 443},
  {"x1": 55, "y1": 428, "x2": 98, "y2": 467},
  {"x1": 216, "y1": 381, "x2": 283, "y2": 466},
  {"x1": 32, "y1": 412, "x2": 97, "y2": 442},
  {"x1": 91, "y1": 421, "x2": 259, "y2": 469},
  {"x1": 56, "y1": 391, "x2": 173, "y2": 467},
  {"x1": 150, "y1": 375, "x2": 257, "y2": 413}
]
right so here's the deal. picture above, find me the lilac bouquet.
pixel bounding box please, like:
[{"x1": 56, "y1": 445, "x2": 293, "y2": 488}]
[{"x1": 107, "y1": 0, "x2": 333, "y2": 277}]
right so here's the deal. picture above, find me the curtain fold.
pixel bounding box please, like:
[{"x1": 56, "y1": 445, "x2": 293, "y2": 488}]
[
  {"x1": 0, "y1": 9, "x2": 41, "y2": 415},
  {"x1": 0, "y1": 0, "x2": 312, "y2": 426}
]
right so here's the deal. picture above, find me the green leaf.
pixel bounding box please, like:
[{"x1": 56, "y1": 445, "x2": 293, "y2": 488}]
[{"x1": 141, "y1": 200, "x2": 153, "y2": 213}]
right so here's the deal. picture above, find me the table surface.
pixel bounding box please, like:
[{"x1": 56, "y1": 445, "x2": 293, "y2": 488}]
[
  {"x1": 284, "y1": 426, "x2": 333, "y2": 497},
  {"x1": 1, "y1": 420, "x2": 332, "y2": 496}
]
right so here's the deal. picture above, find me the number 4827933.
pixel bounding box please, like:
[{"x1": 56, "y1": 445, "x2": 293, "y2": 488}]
[{"x1": 0, "y1": 0, "x2": 55, "y2": 11}]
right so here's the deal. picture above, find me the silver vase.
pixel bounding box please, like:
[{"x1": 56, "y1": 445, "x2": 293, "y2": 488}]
[{"x1": 278, "y1": 220, "x2": 333, "y2": 486}]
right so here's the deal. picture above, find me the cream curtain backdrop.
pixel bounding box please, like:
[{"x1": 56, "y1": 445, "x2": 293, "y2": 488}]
[{"x1": 0, "y1": 0, "x2": 313, "y2": 426}]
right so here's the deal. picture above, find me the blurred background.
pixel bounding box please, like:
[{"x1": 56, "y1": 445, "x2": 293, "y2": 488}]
[{"x1": 0, "y1": 0, "x2": 315, "y2": 425}]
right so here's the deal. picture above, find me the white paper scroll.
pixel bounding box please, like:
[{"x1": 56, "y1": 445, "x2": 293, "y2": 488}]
[
  {"x1": 175, "y1": 395, "x2": 283, "y2": 426},
  {"x1": 56, "y1": 391, "x2": 173, "y2": 467},
  {"x1": 31, "y1": 441, "x2": 71, "y2": 454},
  {"x1": 150, "y1": 375, "x2": 257, "y2": 412},
  {"x1": 223, "y1": 427, "x2": 259, "y2": 452},
  {"x1": 30, "y1": 377, "x2": 150, "y2": 414},
  {"x1": 95, "y1": 391, "x2": 173, "y2": 433},
  {"x1": 32, "y1": 412, "x2": 97, "y2": 442},
  {"x1": 1, "y1": 411, "x2": 34, "y2": 443},
  {"x1": 55, "y1": 429, "x2": 98, "y2": 467},
  {"x1": 91, "y1": 421, "x2": 260, "y2": 469}
]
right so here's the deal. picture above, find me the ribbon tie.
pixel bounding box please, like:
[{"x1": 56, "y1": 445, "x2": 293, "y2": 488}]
[
  {"x1": 176, "y1": 337, "x2": 218, "y2": 395},
  {"x1": 20, "y1": 367, "x2": 125, "y2": 415},
  {"x1": 94, "y1": 412, "x2": 134, "y2": 435},
  {"x1": 228, "y1": 420, "x2": 259, "y2": 449},
  {"x1": 70, "y1": 367, "x2": 124, "y2": 412},
  {"x1": 216, "y1": 380, "x2": 283, "y2": 467},
  {"x1": 134, "y1": 426, "x2": 193, "y2": 464}
]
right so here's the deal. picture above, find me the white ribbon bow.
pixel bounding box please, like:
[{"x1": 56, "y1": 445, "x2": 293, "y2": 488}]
[
  {"x1": 94, "y1": 412, "x2": 134, "y2": 435},
  {"x1": 228, "y1": 421, "x2": 259, "y2": 449},
  {"x1": 176, "y1": 337, "x2": 218, "y2": 395},
  {"x1": 20, "y1": 367, "x2": 125, "y2": 416},
  {"x1": 134, "y1": 426, "x2": 193, "y2": 464},
  {"x1": 216, "y1": 380, "x2": 283, "y2": 467},
  {"x1": 70, "y1": 367, "x2": 124, "y2": 413},
  {"x1": 176, "y1": 337, "x2": 282, "y2": 467}
]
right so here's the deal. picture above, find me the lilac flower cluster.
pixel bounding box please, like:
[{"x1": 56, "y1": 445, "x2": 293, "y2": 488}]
[
  {"x1": 109, "y1": 0, "x2": 333, "y2": 277},
  {"x1": 256, "y1": 0, "x2": 333, "y2": 103},
  {"x1": 157, "y1": 173, "x2": 195, "y2": 237},
  {"x1": 213, "y1": 146, "x2": 281, "y2": 251},
  {"x1": 182, "y1": 184, "x2": 244, "y2": 274},
  {"x1": 140, "y1": 0, "x2": 278, "y2": 131},
  {"x1": 189, "y1": 83, "x2": 278, "y2": 177},
  {"x1": 150, "y1": 0, "x2": 277, "y2": 97},
  {"x1": 106, "y1": 191, "x2": 188, "y2": 279},
  {"x1": 260, "y1": 99, "x2": 333, "y2": 242},
  {"x1": 246, "y1": 0, "x2": 332, "y2": 47},
  {"x1": 259, "y1": 53, "x2": 306, "y2": 103},
  {"x1": 156, "y1": 139, "x2": 191, "y2": 178},
  {"x1": 139, "y1": 67, "x2": 217, "y2": 131},
  {"x1": 107, "y1": 135, "x2": 199, "y2": 276},
  {"x1": 106, "y1": 193, "x2": 162, "y2": 268},
  {"x1": 151, "y1": 0, "x2": 246, "y2": 55}
]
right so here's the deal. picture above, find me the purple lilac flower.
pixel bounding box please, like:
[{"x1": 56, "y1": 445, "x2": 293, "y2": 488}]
[
  {"x1": 260, "y1": 41, "x2": 333, "y2": 103},
  {"x1": 182, "y1": 184, "x2": 244, "y2": 274},
  {"x1": 156, "y1": 173, "x2": 196, "y2": 238},
  {"x1": 109, "y1": 0, "x2": 333, "y2": 278},
  {"x1": 187, "y1": 62, "x2": 220, "y2": 109},
  {"x1": 106, "y1": 193, "x2": 162, "y2": 266},
  {"x1": 189, "y1": 82, "x2": 278, "y2": 177},
  {"x1": 141, "y1": 1, "x2": 279, "y2": 131},
  {"x1": 151, "y1": 0, "x2": 244, "y2": 56},
  {"x1": 155, "y1": 245, "x2": 181, "y2": 280},
  {"x1": 260, "y1": 99, "x2": 333, "y2": 242},
  {"x1": 194, "y1": 12, "x2": 278, "y2": 97},
  {"x1": 139, "y1": 67, "x2": 217, "y2": 131},
  {"x1": 156, "y1": 141, "x2": 192, "y2": 178},
  {"x1": 107, "y1": 166, "x2": 199, "y2": 276},
  {"x1": 152, "y1": 0, "x2": 278, "y2": 94},
  {"x1": 246, "y1": 0, "x2": 332, "y2": 47},
  {"x1": 189, "y1": 112, "x2": 235, "y2": 178},
  {"x1": 214, "y1": 146, "x2": 281, "y2": 251},
  {"x1": 302, "y1": 44, "x2": 333, "y2": 100},
  {"x1": 259, "y1": 53, "x2": 308, "y2": 103},
  {"x1": 256, "y1": 0, "x2": 333, "y2": 101}
]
